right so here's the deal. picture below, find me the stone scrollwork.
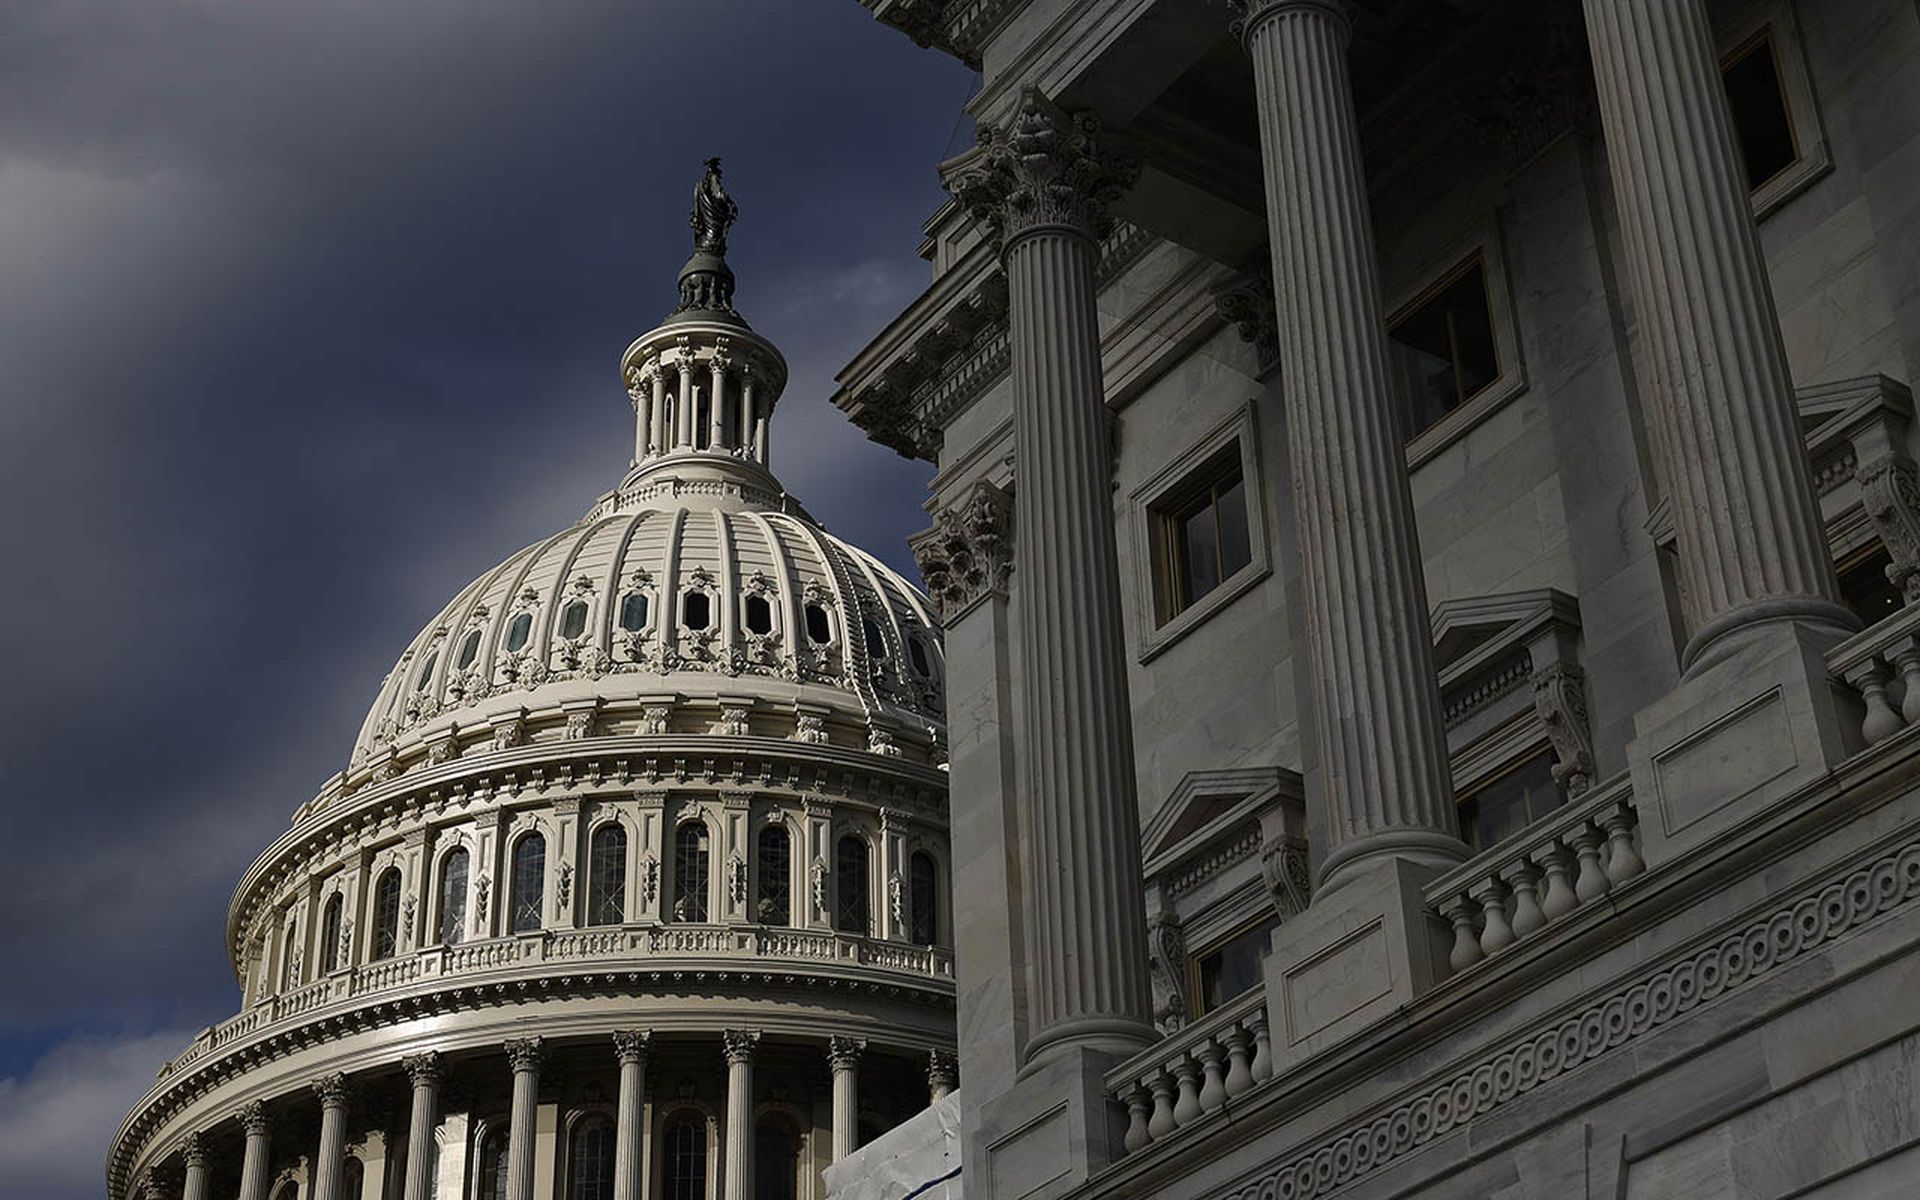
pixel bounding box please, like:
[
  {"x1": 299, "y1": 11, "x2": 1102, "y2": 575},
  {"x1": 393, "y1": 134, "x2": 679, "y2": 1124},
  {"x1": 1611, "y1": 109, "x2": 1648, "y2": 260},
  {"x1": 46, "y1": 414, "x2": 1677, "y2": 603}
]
[
  {"x1": 640, "y1": 854, "x2": 659, "y2": 907},
  {"x1": 1859, "y1": 454, "x2": 1920, "y2": 605},
  {"x1": 810, "y1": 857, "x2": 829, "y2": 919},
  {"x1": 911, "y1": 479, "x2": 1014, "y2": 622},
  {"x1": 1146, "y1": 907, "x2": 1189, "y2": 1034},
  {"x1": 1531, "y1": 661, "x2": 1596, "y2": 796},
  {"x1": 555, "y1": 863, "x2": 573, "y2": 912},
  {"x1": 1211, "y1": 255, "x2": 1281, "y2": 379},
  {"x1": 1261, "y1": 838, "x2": 1312, "y2": 919},
  {"x1": 728, "y1": 853, "x2": 747, "y2": 907},
  {"x1": 942, "y1": 86, "x2": 1140, "y2": 246}
]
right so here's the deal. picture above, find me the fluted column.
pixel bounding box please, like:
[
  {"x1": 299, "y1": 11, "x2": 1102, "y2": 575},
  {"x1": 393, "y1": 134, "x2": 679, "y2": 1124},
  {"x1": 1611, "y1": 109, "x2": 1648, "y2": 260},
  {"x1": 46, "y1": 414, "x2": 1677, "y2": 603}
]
[
  {"x1": 709, "y1": 356, "x2": 729, "y2": 449},
  {"x1": 827, "y1": 1036, "x2": 864, "y2": 1162},
  {"x1": 926, "y1": 1049, "x2": 957, "y2": 1103},
  {"x1": 236, "y1": 1102, "x2": 272, "y2": 1200},
  {"x1": 1582, "y1": 0, "x2": 1852, "y2": 667},
  {"x1": 181, "y1": 1133, "x2": 209, "y2": 1200},
  {"x1": 630, "y1": 373, "x2": 652, "y2": 466},
  {"x1": 722, "y1": 1031, "x2": 758, "y2": 1200},
  {"x1": 944, "y1": 85, "x2": 1155, "y2": 1062},
  {"x1": 311, "y1": 1073, "x2": 352, "y2": 1200},
  {"x1": 401, "y1": 1052, "x2": 442, "y2": 1200},
  {"x1": 675, "y1": 359, "x2": 695, "y2": 450},
  {"x1": 611, "y1": 1031, "x2": 651, "y2": 1200},
  {"x1": 1234, "y1": 0, "x2": 1465, "y2": 886},
  {"x1": 503, "y1": 1038, "x2": 543, "y2": 1200},
  {"x1": 737, "y1": 370, "x2": 756, "y2": 454},
  {"x1": 650, "y1": 368, "x2": 669, "y2": 457}
]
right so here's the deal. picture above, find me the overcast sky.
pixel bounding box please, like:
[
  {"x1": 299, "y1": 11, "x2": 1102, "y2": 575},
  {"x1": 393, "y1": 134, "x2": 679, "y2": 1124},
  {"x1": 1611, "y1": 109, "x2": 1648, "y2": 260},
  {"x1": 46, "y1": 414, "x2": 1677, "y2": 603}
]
[{"x1": 0, "y1": 4, "x2": 971, "y2": 1194}]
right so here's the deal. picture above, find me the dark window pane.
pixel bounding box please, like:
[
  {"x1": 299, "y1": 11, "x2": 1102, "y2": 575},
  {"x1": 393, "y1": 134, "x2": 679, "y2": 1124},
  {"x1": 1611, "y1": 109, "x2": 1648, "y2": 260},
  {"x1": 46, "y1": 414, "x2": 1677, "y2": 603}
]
[
  {"x1": 754, "y1": 1118, "x2": 799, "y2": 1200},
  {"x1": 907, "y1": 636, "x2": 931, "y2": 677},
  {"x1": 805, "y1": 604, "x2": 832, "y2": 645},
  {"x1": 588, "y1": 824, "x2": 627, "y2": 927},
  {"x1": 415, "y1": 651, "x2": 438, "y2": 693},
  {"x1": 1457, "y1": 752, "x2": 1565, "y2": 850},
  {"x1": 1388, "y1": 261, "x2": 1499, "y2": 438},
  {"x1": 1194, "y1": 914, "x2": 1281, "y2": 1015},
  {"x1": 663, "y1": 1116, "x2": 707, "y2": 1200},
  {"x1": 863, "y1": 618, "x2": 886, "y2": 657},
  {"x1": 745, "y1": 594, "x2": 773, "y2": 635},
  {"x1": 1179, "y1": 500, "x2": 1222, "y2": 603},
  {"x1": 439, "y1": 848, "x2": 469, "y2": 946},
  {"x1": 619, "y1": 593, "x2": 648, "y2": 633},
  {"x1": 569, "y1": 1116, "x2": 616, "y2": 1200},
  {"x1": 836, "y1": 835, "x2": 870, "y2": 935},
  {"x1": 1155, "y1": 450, "x2": 1253, "y2": 622},
  {"x1": 373, "y1": 869, "x2": 403, "y2": 961},
  {"x1": 320, "y1": 895, "x2": 343, "y2": 973},
  {"x1": 506, "y1": 612, "x2": 533, "y2": 652},
  {"x1": 560, "y1": 600, "x2": 588, "y2": 640},
  {"x1": 683, "y1": 592, "x2": 711, "y2": 631},
  {"x1": 1838, "y1": 548, "x2": 1902, "y2": 628},
  {"x1": 909, "y1": 852, "x2": 938, "y2": 947},
  {"x1": 674, "y1": 823, "x2": 710, "y2": 922},
  {"x1": 511, "y1": 835, "x2": 545, "y2": 933},
  {"x1": 1723, "y1": 35, "x2": 1797, "y2": 189},
  {"x1": 456, "y1": 629, "x2": 482, "y2": 670},
  {"x1": 756, "y1": 825, "x2": 791, "y2": 926},
  {"x1": 479, "y1": 1132, "x2": 508, "y2": 1200}
]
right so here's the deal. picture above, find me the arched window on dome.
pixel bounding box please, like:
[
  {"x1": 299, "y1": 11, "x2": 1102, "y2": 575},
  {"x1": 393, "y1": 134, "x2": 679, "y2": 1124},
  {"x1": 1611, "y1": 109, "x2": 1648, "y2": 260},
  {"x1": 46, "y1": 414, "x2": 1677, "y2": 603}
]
[
  {"x1": 456, "y1": 627, "x2": 483, "y2": 671},
  {"x1": 415, "y1": 648, "x2": 439, "y2": 693},
  {"x1": 477, "y1": 1126, "x2": 508, "y2": 1200},
  {"x1": 506, "y1": 611, "x2": 534, "y2": 653},
  {"x1": 661, "y1": 1111, "x2": 708, "y2": 1200},
  {"x1": 755, "y1": 823, "x2": 791, "y2": 926},
  {"x1": 438, "y1": 847, "x2": 469, "y2": 946},
  {"x1": 341, "y1": 1155, "x2": 365, "y2": 1200},
  {"x1": 673, "y1": 821, "x2": 710, "y2": 923},
  {"x1": 910, "y1": 851, "x2": 940, "y2": 947},
  {"x1": 619, "y1": 592, "x2": 649, "y2": 633},
  {"x1": 753, "y1": 1114, "x2": 800, "y2": 1200},
  {"x1": 836, "y1": 834, "x2": 870, "y2": 936},
  {"x1": 587, "y1": 823, "x2": 627, "y2": 927},
  {"x1": 320, "y1": 893, "x2": 344, "y2": 973},
  {"x1": 568, "y1": 1114, "x2": 616, "y2": 1200},
  {"x1": 560, "y1": 599, "x2": 589, "y2": 640},
  {"x1": 744, "y1": 593, "x2": 774, "y2": 636},
  {"x1": 372, "y1": 867, "x2": 403, "y2": 961},
  {"x1": 863, "y1": 617, "x2": 886, "y2": 658},
  {"x1": 805, "y1": 603, "x2": 833, "y2": 646},
  {"x1": 510, "y1": 834, "x2": 546, "y2": 934},
  {"x1": 279, "y1": 918, "x2": 299, "y2": 991}
]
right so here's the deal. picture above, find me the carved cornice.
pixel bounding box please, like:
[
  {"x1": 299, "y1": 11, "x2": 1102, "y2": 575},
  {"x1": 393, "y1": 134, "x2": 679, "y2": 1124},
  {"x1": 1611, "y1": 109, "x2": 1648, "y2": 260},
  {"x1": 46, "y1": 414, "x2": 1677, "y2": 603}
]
[
  {"x1": 613, "y1": 1029, "x2": 653, "y2": 1066},
  {"x1": 827, "y1": 1035, "x2": 867, "y2": 1070},
  {"x1": 863, "y1": 0, "x2": 1027, "y2": 70},
  {"x1": 401, "y1": 1051, "x2": 442, "y2": 1088},
  {"x1": 910, "y1": 480, "x2": 1014, "y2": 622},
  {"x1": 942, "y1": 87, "x2": 1139, "y2": 247},
  {"x1": 504, "y1": 1037, "x2": 545, "y2": 1073}
]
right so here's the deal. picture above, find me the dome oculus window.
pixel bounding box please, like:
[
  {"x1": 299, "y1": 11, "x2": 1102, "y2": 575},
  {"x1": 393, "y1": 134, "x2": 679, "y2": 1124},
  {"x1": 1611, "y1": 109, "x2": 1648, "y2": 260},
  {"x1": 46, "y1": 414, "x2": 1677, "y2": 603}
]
[
  {"x1": 1386, "y1": 257, "x2": 1500, "y2": 441},
  {"x1": 744, "y1": 593, "x2": 773, "y2": 636},
  {"x1": 455, "y1": 628, "x2": 482, "y2": 671},
  {"x1": 619, "y1": 592, "x2": 649, "y2": 633},
  {"x1": 1150, "y1": 443, "x2": 1252, "y2": 624},
  {"x1": 505, "y1": 612, "x2": 534, "y2": 653},
  {"x1": 804, "y1": 603, "x2": 832, "y2": 645},
  {"x1": 559, "y1": 599, "x2": 588, "y2": 640},
  {"x1": 683, "y1": 591, "x2": 712, "y2": 632}
]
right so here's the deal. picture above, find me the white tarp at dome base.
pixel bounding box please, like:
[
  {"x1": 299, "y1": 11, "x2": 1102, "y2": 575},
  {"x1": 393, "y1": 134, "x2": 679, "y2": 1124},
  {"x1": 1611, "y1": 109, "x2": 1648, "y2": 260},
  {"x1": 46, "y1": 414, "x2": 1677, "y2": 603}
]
[{"x1": 824, "y1": 1092, "x2": 963, "y2": 1200}]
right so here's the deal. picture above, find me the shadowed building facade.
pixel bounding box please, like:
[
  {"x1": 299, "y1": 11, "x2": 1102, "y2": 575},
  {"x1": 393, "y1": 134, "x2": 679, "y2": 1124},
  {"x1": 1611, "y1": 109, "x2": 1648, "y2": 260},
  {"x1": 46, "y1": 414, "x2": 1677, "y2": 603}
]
[{"x1": 831, "y1": 0, "x2": 1920, "y2": 1197}]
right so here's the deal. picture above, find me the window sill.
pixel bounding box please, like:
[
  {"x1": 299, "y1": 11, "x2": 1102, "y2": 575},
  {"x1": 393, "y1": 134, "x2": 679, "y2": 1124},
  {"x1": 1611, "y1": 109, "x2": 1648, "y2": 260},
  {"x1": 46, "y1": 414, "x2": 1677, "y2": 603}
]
[
  {"x1": 1752, "y1": 144, "x2": 1832, "y2": 224},
  {"x1": 1404, "y1": 370, "x2": 1530, "y2": 474},
  {"x1": 1137, "y1": 561, "x2": 1271, "y2": 665}
]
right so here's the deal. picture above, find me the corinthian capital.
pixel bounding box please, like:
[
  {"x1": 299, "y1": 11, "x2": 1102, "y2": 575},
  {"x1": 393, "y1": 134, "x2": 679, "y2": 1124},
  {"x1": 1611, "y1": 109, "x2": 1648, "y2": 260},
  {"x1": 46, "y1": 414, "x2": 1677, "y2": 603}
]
[
  {"x1": 827, "y1": 1035, "x2": 866, "y2": 1071},
  {"x1": 909, "y1": 479, "x2": 1014, "y2": 622},
  {"x1": 1226, "y1": 0, "x2": 1353, "y2": 45},
  {"x1": 612, "y1": 1029, "x2": 652, "y2": 1066},
  {"x1": 722, "y1": 1029, "x2": 760, "y2": 1065},
  {"x1": 504, "y1": 1037, "x2": 545, "y2": 1073},
  {"x1": 312, "y1": 1072, "x2": 353, "y2": 1109},
  {"x1": 238, "y1": 1100, "x2": 272, "y2": 1137},
  {"x1": 942, "y1": 87, "x2": 1138, "y2": 245},
  {"x1": 401, "y1": 1051, "x2": 443, "y2": 1088}
]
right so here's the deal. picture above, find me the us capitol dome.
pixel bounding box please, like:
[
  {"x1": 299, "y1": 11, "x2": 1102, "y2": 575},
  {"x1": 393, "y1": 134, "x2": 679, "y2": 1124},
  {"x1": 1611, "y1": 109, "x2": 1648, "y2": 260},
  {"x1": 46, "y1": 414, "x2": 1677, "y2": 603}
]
[{"x1": 109, "y1": 162, "x2": 956, "y2": 1200}]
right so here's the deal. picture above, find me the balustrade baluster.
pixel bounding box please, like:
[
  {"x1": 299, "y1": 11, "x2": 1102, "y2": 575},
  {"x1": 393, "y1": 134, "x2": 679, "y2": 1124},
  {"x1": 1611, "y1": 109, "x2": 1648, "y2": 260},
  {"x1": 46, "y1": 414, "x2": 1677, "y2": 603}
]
[
  {"x1": 1123, "y1": 1085, "x2": 1152, "y2": 1153},
  {"x1": 1472, "y1": 879, "x2": 1514, "y2": 956},
  {"x1": 1847, "y1": 658, "x2": 1904, "y2": 744},
  {"x1": 1601, "y1": 806, "x2": 1645, "y2": 883},
  {"x1": 1196, "y1": 1043, "x2": 1228, "y2": 1113},
  {"x1": 1171, "y1": 1058, "x2": 1203, "y2": 1126},
  {"x1": 1571, "y1": 823, "x2": 1612, "y2": 903},
  {"x1": 1147, "y1": 1072, "x2": 1178, "y2": 1140},
  {"x1": 1538, "y1": 843, "x2": 1579, "y2": 919},
  {"x1": 1443, "y1": 894, "x2": 1484, "y2": 970},
  {"x1": 1222, "y1": 1027, "x2": 1255, "y2": 1096},
  {"x1": 1896, "y1": 645, "x2": 1920, "y2": 727},
  {"x1": 1506, "y1": 863, "x2": 1547, "y2": 938},
  {"x1": 1249, "y1": 1015, "x2": 1273, "y2": 1082}
]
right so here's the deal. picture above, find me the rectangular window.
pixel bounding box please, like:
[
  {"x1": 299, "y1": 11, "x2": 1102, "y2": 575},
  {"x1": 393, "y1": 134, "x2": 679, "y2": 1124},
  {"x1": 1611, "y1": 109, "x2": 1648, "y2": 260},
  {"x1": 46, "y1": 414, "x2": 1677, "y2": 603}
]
[
  {"x1": 1191, "y1": 913, "x2": 1282, "y2": 1017},
  {"x1": 1151, "y1": 445, "x2": 1253, "y2": 624},
  {"x1": 1721, "y1": 29, "x2": 1799, "y2": 191},
  {"x1": 1456, "y1": 751, "x2": 1566, "y2": 851},
  {"x1": 1387, "y1": 258, "x2": 1500, "y2": 440},
  {"x1": 1838, "y1": 546, "x2": 1902, "y2": 628}
]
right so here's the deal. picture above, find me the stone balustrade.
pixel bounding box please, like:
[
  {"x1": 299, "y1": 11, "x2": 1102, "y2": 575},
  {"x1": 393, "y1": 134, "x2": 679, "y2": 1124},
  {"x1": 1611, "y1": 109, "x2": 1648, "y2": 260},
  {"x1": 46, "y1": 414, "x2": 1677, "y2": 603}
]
[
  {"x1": 1427, "y1": 776, "x2": 1645, "y2": 975},
  {"x1": 1107, "y1": 987, "x2": 1274, "y2": 1158},
  {"x1": 157, "y1": 926, "x2": 953, "y2": 1080},
  {"x1": 1829, "y1": 605, "x2": 1920, "y2": 748}
]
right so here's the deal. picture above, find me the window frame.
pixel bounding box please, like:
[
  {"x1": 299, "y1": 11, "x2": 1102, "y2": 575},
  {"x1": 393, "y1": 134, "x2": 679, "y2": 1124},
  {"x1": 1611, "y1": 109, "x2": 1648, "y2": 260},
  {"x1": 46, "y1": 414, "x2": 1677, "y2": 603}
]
[
  {"x1": 835, "y1": 833, "x2": 871, "y2": 936},
  {"x1": 509, "y1": 833, "x2": 546, "y2": 935},
  {"x1": 1128, "y1": 403, "x2": 1272, "y2": 663},
  {"x1": 1186, "y1": 908, "x2": 1283, "y2": 1020},
  {"x1": 586, "y1": 821, "x2": 629, "y2": 928},
  {"x1": 437, "y1": 846, "x2": 470, "y2": 947},
  {"x1": 755, "y1": 821, "x2": 793, "y2": 927},
  {"x1": 371, "y1": 867, "x2": 404, "y2": 961},
  {"x1": 1383, "y1": 226, "x2": 1528, "y2": 471},
  {"x1": 1715, "y1": 1, "x2": 1831, "y2": 222},
  {"x1": 673, "y1": 819, "x2": 712, "y2": 924}
]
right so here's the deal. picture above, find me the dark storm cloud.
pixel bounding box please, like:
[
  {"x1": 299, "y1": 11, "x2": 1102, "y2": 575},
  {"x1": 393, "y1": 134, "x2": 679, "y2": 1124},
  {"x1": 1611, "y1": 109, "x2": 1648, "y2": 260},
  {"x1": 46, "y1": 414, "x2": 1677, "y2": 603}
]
[{"x1": 0, "y1": 5, "x2": 968, "y2": 1190}]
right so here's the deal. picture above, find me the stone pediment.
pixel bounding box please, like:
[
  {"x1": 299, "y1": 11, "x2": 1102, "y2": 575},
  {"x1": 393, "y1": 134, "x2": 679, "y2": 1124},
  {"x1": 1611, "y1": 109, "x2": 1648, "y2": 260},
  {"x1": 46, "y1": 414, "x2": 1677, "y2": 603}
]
[{"x1": 1140, "y1": 765, "x2": 1304, "y2": 880}]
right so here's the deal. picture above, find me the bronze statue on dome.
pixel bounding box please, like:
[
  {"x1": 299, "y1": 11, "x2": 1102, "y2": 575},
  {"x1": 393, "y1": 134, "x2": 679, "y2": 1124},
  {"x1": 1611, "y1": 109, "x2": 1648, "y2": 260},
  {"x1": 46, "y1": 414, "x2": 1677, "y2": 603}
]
[{"x1": 690, "y1": 157, "x2": 738, "y2": 256}]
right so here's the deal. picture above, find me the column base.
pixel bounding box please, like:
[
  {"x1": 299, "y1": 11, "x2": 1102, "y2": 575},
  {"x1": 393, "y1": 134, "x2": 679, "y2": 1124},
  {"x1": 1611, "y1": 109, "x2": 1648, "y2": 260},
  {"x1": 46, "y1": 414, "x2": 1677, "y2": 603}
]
[
  {"x1": 965, "y1": 1047, "x2": 1126, "y2": 1200},
  {"x1": 1261, "y1": 856, "x2": 1453, "y2": 1076},
  {"x1": 1630, "y1": 619, "x2": 1861, "y2": 868}
]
